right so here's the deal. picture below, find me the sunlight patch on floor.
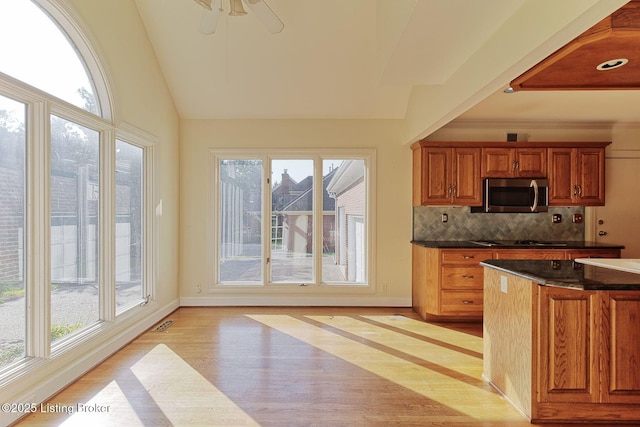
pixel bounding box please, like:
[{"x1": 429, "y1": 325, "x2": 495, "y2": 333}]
[
  {"x1": 248, "y1": 314, "x2": 525, "y2": 423},
  {"x1": 57, "y1": 381, "x2": 143, "y2": 427},
  {"x1": 129, "y1": 344, "x2": 259, "y2": 426},
  {"x1": 362, "y1": 314, "x2": 483, "y2": 354}
]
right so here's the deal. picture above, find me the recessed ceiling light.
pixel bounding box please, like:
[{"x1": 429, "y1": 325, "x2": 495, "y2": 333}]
[
  {"x1": 504, "y1": 86, "x2": 515, "y2": 93},
  {"x1": 596, "y1": 58, "x2": 629, "y2": 71}
]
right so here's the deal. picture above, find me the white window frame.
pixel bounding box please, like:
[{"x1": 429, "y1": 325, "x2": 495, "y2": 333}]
[
  {"x1": 208, "y1": 148, "x2": 376, "y2": 294},
  {"x1": 0, "y1": 1, "x2": 155, "y2": 384},
  {"x1": 114, "y1": 124, "x2": 157, "y2": 316}
]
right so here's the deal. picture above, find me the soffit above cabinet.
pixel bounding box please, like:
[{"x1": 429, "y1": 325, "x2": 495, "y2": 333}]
[{"x1": 510, "y1": 0, "x2": 640, "y2": 91}]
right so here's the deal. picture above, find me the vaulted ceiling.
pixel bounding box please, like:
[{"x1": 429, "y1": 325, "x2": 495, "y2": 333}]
[{"x1": 134, "y1": 0, "x2": 636, "y2": 138}]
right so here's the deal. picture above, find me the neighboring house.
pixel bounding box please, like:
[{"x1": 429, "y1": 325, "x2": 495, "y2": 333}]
[
  {"x1": 326, "y1": 160, "x2": 366, "y2": 282},
  {"x1": 272, "y1": 168, "x2": 337, "y2": 255}
]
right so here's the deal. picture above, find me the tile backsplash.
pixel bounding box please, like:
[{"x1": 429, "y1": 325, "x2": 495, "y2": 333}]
[{"x1": 413, "y1": 206, "x2": 585, "y2": 241}]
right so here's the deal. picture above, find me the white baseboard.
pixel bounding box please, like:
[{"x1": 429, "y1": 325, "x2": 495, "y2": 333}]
[{"x1": 180, "y1": 295, "x2": 411, "y2": 307}]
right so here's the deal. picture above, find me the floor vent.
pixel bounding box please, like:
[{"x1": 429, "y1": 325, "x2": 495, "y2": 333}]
[{"x1": 153, "y1": 320, "x2": 173, "y2": 332}]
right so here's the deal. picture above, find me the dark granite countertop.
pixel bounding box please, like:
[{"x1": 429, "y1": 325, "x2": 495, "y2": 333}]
[
  {"x1": 411, "y1": 240, "x2": 625, "y2": 250},
  {"x1": 480, "y1": 259, "x2": 640, "y2": 290}
]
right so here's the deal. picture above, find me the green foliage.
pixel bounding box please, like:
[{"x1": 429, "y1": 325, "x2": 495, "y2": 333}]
[
  {"x1": 0, "y1": 344, "x2": 24, "y2": 367},
  {"x1": 51, "y1": 323, "x2": 84, "y2": 340},
  {"x1": 0, "y1": 284, "x2": 24, "y2": 303}
]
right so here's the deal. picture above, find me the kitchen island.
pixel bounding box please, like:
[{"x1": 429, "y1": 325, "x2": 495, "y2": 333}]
[{"x1": 481, "y1": 259, "x2": 640, "y2": 424}]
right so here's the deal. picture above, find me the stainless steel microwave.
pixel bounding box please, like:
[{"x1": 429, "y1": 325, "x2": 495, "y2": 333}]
[{"x1": 479, "y1": 178, "x2": 549, "y2": 213}]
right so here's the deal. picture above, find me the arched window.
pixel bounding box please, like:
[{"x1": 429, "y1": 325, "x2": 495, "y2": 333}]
[
  {"x1": 0, "y1": 0, "x2": 109, "y2": 117},
  {"x1": 0, "y1": 0, "x2": 151, "y2": 378}
]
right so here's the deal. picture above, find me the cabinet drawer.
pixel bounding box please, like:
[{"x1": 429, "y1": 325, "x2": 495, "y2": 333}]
[
  {"x1": 440, "y1": 290, "x2": 483, "y2": 314},
  {"x1": 441, "y1": 249, "x2": 492, "y2": 264},
  {"x1": 494, "y1": 250, "x2": 564, "y2": 260},
  {"x1": 566, "y1": 249, "x2": 621, "y2": 260},
  {"x1": 442, "y1": 266, "x2": 484, "y2": 289}
]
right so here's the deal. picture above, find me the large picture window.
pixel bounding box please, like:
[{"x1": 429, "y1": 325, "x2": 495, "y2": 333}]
[
  {"x1": 0, "y1": 0, "x2": 153, "y2": 377},
  {"x1": 0, "y1": 95, "x2": 26, "y2": 368},
  {"x1": 50, "y1": 115, "x2": 101, "y2": 344},
  {"x1": 115, "y1": 140, "x2": 146, "y2": 313},
  {"x1": 211, "y1": 150, "x2": 374, "y2": 289}
]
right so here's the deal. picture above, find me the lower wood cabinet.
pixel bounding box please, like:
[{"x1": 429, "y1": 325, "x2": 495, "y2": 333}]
[
  {"x1": 412, "y1": 246, "x2": 490, "y2": 320},
  {"x1": 412, "y1": 246, "x2": 621, "y2": 321},
  {"x1": 484, "y1": 267, "x2": 640, "y2": 423}
]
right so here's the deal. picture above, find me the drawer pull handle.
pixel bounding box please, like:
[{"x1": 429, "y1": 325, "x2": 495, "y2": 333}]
[
  {"x1": 462, "y1": 255, "x2": 475, "y2": 259},
  {"x1": 462, "y1": 275, "x2": 474, "y2": 279},
  {"x1": 462, "y1": 300, "x2": 474, "y2": 304}
]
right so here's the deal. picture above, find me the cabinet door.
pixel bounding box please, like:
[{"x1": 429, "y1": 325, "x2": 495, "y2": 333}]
[
  {"x1": 575, "y1": 148, "x2": 605, "y2": 205},
  {"x1": 548, "y1": 148, "x2": 576, "y2": 205},
  {"x1": 452, "y1": 148, "x2": 482, "y2": 205},
  {"x1": 419, "y1": 147, "x2": 452, "y2": 205},
  {"x1": 536, "y1": 287, "x2": 600, "y2": 403},
  {"x1": 482, "y1": 147, "x2": 514, "y2": 177},
  {"x1": 515, "y1": 148, "x2": 547, "y2": 177},
  {"x1": 602, "y1": 292, "x2": 640, "y2": 403}
]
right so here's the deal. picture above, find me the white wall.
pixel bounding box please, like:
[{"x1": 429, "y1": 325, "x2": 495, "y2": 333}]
[{"x1": 179, "y1": 119, "x2": 412, "y2": 306}]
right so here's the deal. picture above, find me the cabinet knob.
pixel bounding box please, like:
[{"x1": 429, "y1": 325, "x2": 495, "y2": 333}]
[
  {"x1": 599, "y1": 231, "x2": 607, "y2": 236},
  {"x1": 462, "y1": 255, "x2": 475, "y2": 259},
  {"x1": 462, "y1": 300, "x2": 474, "y2": 304},
  {"x1": 462, "y1": 275, "x2": 474, "y2": 279}
]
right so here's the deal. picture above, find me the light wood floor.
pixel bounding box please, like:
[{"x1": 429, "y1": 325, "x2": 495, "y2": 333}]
[{"x1": 14, "y1": 307, "x2": 592, "y2": 426}]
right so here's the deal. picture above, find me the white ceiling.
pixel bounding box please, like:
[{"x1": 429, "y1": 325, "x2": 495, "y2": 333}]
[{"x1": 133, "y1": 0, "x2": 639, "y2": 132}]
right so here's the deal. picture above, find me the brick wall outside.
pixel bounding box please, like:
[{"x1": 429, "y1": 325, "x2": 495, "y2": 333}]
[{"x1": 0, "y1": 166, "x2": 24, "y2": 282}]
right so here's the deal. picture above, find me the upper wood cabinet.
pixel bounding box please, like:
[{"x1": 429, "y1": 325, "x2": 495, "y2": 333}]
[
  {"x1": 412, "y1": 146, "x2": 482, "y2": 206},
  {"x1": 412, "y1": 141, "x2": 609, "y2": 207},
  {"x1": 548, "y1": 147, "x2": 606, "y2": 206},
  {"x1": 482, "y1": 147, "x2": 547, "y2": 178}
]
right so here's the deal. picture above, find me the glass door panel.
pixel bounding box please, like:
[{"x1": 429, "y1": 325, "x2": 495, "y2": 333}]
[
  {"x1": 270, "y1": 159, "x2": 313, "y2": 283},
  {"x1": 323, "y1": 159, "x2": 366, "y2": 284},
  {"x1": 219, "y1": 160, "x2": 263, "y2": 283}
]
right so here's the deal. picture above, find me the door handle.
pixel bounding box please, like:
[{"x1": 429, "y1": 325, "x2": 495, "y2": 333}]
[{"x1": 530, "y1": 179, "x2": 539, "y2": 212}]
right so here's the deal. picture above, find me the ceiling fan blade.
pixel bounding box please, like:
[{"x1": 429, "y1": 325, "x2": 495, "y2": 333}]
[
  {"x1": 198, "y1": 0, "x2": 221, "y2": 34},
  {"x1": 242, "y1": 0, "x2": 284, "y2": 34}
]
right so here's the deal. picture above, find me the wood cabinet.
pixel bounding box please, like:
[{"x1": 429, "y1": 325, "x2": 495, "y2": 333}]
[
  {"x1": 412, "y1": 246, "x2": 620, "y2": 321},
  {"x1": 536, "y1": 287, "x2": 640, "y2": 416},
  {"x1": 412, "y1": 141, "x2": 610, "y2": 207},
  {"x1": 482, "y1": 147, "x2": 546, "y2": 178},
  {"x1": 548, "y1": 147, "x2": 606, "y2": 206},
  {"x1": 412, "y1": 246, "x2": 490, "y2": 320},
  {"x1": 412, "y1": 146, "x2": 482, "y2": 206},
  {"x1": 484, "y1": 268, "x2": 640, "y2": 423}
]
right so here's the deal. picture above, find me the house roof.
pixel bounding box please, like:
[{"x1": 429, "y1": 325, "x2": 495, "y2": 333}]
[{"x1": 273, "y1": 168, "x2": 337, "y2": 213}]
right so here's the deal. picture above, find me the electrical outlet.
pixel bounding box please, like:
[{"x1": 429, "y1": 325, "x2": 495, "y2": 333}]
[
  {"x1": 196, "y1": 284, "x2": 202, "y2": 293},
  {"x1": 573, "y1": 213, "x2": 583, "y2": 223},
  {"x1": 552, "y1": 214, "x2": 562, "y2": 223},
  {"x1": 441, "y1": 213, "x2": 448, "y2": 223}
]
